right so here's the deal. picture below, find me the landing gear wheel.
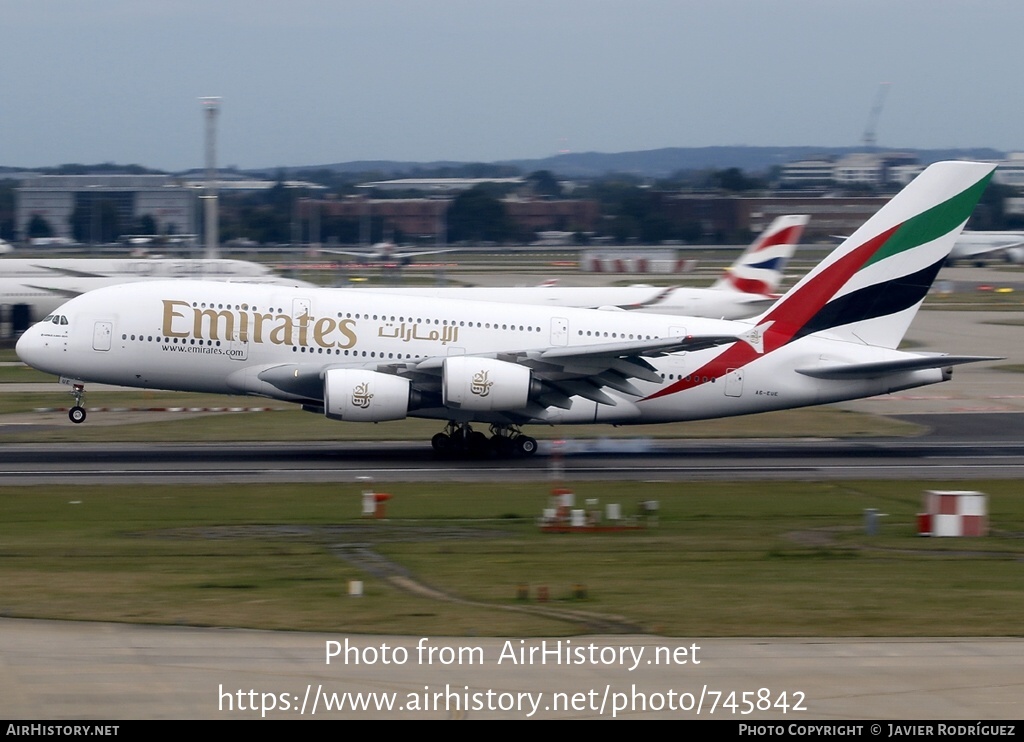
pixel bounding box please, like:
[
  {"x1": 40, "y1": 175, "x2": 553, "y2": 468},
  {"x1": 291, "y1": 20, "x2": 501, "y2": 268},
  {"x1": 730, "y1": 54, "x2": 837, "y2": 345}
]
[
  {"x1": 517, "y1": 435, "x2": 538, "y2": 456},
  {"x1": 431, "y1": 432, "x2": 451, "y2": 454},
  {"x1": 468, "y1": 430, "x2": 490, "y2": 458},
  {"x1": 69, "y1": 406, "x2": 87, "y2": 424},
  {"x1": 491, "y1": 435, "x2": 516, "y2": 458}
]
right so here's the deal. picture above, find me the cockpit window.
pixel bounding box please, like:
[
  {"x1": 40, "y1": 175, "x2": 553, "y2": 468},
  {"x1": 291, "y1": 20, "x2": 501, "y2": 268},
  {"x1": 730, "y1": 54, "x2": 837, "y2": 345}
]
[
  {"x1": 43, "y1": 314, "x2": 68, "y2": 325},
  {"x1": 60, "y1": 316, "x2": 69, "y2": 325}
]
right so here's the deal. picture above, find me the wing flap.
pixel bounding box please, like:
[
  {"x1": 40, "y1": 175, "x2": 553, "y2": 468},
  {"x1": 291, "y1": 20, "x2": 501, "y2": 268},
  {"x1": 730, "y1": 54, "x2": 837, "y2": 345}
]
[
  {"x1": 538, "y1": 333, "x2": 738, "y2": 360},
  {"x1": 251, "y1": 333, "x2": 738, "y2": 412},
  {"x1": 796, "y1": 354, "x2": 1002, "y2": 380}
]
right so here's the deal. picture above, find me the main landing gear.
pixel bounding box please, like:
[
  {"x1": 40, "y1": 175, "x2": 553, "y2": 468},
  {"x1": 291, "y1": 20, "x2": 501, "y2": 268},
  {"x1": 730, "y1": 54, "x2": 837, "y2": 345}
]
[
  {"x1": 68, "y1": 383, "x2": 87, "y2": 424},
  {"x1": 430, "y1": 422, "x2": 538, "y2": 458}
]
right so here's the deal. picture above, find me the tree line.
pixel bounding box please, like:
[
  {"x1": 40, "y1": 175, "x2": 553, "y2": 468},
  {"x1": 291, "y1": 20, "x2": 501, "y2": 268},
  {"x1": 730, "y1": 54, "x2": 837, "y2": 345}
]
[{"x1": 5, "y1": 164, "x2": 1022, "y2": 246}]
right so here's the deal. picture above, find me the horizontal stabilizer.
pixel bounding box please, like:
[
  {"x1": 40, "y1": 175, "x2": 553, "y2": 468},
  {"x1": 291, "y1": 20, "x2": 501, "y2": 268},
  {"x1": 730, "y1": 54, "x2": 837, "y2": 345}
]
[{"x1": 795, "y1": 354, "x2": 1002, "y2": 380}]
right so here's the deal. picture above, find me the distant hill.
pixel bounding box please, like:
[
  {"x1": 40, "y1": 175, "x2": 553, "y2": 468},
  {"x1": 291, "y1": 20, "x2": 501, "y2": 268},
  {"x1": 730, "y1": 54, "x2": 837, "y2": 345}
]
[
  {"x1": 4, "y1": 146, "x2": 1009, "y2": 182},
  {"x1": 280, "y1": 146, "x2": 1007, "y2": 180},
  {"x1": 503, "y1": 146, "x2": 1007, "y2": 178}
]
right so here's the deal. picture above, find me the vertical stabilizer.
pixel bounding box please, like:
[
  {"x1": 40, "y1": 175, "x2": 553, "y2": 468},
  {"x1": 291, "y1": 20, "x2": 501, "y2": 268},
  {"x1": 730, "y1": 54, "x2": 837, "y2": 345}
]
[
  {"x1": 644, "y1": 162, "x2": 995, "y2": 404},
  {"x1": 756, "y1": 161, "x2": 994, "y2": 350},
  {"x1": 712, "y1": 214, "x2": 808, "y2": 295}
]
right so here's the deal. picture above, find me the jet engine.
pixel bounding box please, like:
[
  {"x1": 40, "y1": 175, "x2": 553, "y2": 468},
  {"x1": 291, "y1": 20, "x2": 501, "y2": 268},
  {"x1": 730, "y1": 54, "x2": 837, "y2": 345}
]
[
  {"x1": 323, "y1": 369, "x2": 413, "y2": 422},
  {"x1": 442, "y1": 357, "x2": 541, "y2": 412}
]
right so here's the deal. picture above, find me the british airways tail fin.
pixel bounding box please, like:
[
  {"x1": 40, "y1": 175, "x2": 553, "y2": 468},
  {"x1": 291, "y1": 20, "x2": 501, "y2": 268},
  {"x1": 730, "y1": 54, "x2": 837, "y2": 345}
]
[
  {"x1": 752, "y1": 161, "x2": 995, "y2": 351},
  {"x1": 711, "y1": 214, "x2": 808, "y2": 295}
]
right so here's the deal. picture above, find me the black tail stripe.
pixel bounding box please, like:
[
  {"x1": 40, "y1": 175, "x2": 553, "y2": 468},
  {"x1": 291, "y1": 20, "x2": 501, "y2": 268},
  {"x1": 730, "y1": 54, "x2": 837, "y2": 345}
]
[{"x1": 791, "y1": 258, "x2": 945, "y2": 342}]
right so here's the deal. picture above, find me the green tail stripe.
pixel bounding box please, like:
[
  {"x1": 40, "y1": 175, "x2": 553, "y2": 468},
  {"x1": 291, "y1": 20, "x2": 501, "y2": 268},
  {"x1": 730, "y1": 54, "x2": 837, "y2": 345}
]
[{"x1": 864, "y1": 171, "x2": 993, "y2": 268}]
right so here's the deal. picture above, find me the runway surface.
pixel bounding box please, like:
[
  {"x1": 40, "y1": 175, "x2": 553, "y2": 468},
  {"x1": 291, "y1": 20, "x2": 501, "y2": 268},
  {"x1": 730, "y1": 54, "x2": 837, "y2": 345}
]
[{"x1": 3, "y1": 412, "x2": 1024, "y2": 485}]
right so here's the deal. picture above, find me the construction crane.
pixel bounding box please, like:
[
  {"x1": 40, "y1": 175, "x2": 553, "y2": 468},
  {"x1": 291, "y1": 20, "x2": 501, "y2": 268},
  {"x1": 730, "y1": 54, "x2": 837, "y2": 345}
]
[{"x1": 862, "y1": 82, "x2": 891, "y2": 150}]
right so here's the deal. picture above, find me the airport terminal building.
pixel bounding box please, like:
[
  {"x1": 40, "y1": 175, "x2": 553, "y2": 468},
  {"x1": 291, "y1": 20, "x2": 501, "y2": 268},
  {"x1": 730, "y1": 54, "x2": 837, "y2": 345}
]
[{"x1": 16, "y1": 175, "x2": 195, "y2": 243}]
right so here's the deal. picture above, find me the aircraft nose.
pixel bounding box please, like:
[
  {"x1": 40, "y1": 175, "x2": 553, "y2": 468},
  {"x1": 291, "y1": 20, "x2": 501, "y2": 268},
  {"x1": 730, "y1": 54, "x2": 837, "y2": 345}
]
[
  {"x1": 16, "y1": 325, "x2": 41, "y2": 366},
  {"x1": 16, "y1": 323, "x2": 57, "y2": 374}
]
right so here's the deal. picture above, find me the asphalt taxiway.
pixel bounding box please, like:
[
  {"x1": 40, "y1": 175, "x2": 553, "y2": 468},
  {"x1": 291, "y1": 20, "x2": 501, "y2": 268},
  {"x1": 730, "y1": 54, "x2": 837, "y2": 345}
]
[{"x1": 3, "y1": 412, "x2": 1024, "y2": 485}]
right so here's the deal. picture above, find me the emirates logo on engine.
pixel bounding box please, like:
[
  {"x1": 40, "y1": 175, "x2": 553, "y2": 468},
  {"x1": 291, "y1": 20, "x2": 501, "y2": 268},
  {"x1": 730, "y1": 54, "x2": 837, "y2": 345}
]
[
  {"x1": 351, "y1": 382, "x2": 374, "y2": 408},
  {"x1": 470, "y1": 369, "x2": 494, "y2": 398}
]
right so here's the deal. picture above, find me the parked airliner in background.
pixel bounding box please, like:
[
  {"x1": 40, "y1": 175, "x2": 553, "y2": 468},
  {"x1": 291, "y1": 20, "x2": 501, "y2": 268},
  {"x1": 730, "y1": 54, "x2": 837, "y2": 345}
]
[
  {"x1": 947, "y1": 231, "x2": 1024, "y2": 264},
  {"x1": 324, "y1": 240, "x2": 455, "y2": 265},
  {"x1": 16, "y1": 162, "x2": 997, "y2": 456},
  {"x1": 0, "y1": 258, "x2": 313, "y2": 334},
  {"x1": 358, "y1": 215, "x2": 808, "y2": 320},
  {"x1": 0, "y1": 257, "x2": 285, "y2": 279}
]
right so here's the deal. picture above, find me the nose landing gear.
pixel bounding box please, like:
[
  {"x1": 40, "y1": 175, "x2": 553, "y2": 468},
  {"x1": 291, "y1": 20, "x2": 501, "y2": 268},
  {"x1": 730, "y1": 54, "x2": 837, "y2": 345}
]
[{"x1": 68, "y1": 383, "x2": 87, "y2": 424}]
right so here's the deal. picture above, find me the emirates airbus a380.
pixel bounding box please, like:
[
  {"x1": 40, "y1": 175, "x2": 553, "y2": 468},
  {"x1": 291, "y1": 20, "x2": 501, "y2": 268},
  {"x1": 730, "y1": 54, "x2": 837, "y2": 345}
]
[{"x1": 17, "y1": 162, "x2": 997, "y2": 457}]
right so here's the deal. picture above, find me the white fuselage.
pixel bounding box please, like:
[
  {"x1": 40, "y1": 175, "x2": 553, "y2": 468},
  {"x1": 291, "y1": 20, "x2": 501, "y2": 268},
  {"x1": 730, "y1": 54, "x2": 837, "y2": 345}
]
[
  {"x1": 0, "y1": 259, "x2": 314, "y2": 327},
  {"x1": 949, "y1": 232, "x2": 1024, "y2": 262},
  {"x1": 0, "y1": 257, "x2": 277, "y2": 278},
  {"x1": 349, "y1": 284, "x2": 774, "y2": 320},
  {"x1": 17, "y1": 280, "x2": 947, "y2": 428}
]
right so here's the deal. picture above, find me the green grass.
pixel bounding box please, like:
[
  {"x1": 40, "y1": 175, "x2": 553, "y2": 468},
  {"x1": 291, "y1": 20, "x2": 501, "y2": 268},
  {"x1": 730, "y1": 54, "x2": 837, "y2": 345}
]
[
  {"x1": 0, "y1": 366, "x2": 62, "y2": 383},
  {"x1": 0, "y1": 480, "x2": 1021, "y2": 636}
]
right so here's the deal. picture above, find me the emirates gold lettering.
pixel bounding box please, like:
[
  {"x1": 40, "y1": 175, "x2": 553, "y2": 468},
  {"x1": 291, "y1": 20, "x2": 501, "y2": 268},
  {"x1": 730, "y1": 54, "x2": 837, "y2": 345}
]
[
  {"x1": 161, "y1": 300, "x2": 190, "y2": 338},
  {"x1": 351, "y1": 382, "x2": 373, "y2": 408},
  {"x1": 269, "y1": 315, "x2": 293, "y2": 345},
  {"x1": 313, "y1": 317, "x2": 336, "y2": 347},
  {"x1": 471, "y1": 369, "x2": 493, "y2": 397},
  {"x1": 160, "y1": 298, "x2": 359, "y2": 349},
  {"x1": 296, "y1": 312, "x2": 311, "y2": 347},
  {"x1": 251, "y1": 311, "x2": 274, "y2": 344},
  {"x1": 336, "y1": 319, "x2": 357, "y2": 349},
  {"x1": 194, "y1": 307, "x2": 237, "y2": 341}
]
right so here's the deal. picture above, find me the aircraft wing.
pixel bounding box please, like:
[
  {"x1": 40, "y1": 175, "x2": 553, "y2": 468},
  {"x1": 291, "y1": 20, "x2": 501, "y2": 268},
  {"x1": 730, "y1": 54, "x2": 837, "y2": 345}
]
[
  {"x1": 602, "y1": 287, "x2": 776, "y2": 314},
  {"x1": 951, "y1": 241, "x2": 1024, "y2": 259},
  {"x1": 390, "y1": 248, "x2": 458, "y2": 259},
  {"x1": 23, "y1": 284, "x2": 84, "y2": 299},
  {"x1": 251, "y1": 332, "x2": 741, "y2": 415},
  {"x1": 795, "y1": 354, "x2": 1002, "y2": 380},
  {"x1": 321, "y1": 248, "x2": 457, "y2": 260},
  {"x1": 32, "y1": 264, "x2": 106, "y2": 278}
]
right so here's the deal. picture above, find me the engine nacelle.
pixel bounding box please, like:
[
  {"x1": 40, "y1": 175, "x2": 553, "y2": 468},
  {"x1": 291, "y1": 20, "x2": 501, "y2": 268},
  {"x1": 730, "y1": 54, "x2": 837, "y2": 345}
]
[
  {"x1": 323, "y1": 369, "x2": 411, "y2": 422},
  {"x1": 443, "y1": 356, "x2": 538, "y2": 412}
]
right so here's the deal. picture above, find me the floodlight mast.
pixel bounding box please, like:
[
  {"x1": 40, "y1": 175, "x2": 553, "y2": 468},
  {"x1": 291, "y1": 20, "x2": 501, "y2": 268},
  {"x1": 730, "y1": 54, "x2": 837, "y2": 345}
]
[
  {"x1": 862, "y1": 82, "x2": 890, "y2": 150},
  {"x1": 200, "y1": 97, "x2": 222, "y2": 259}
]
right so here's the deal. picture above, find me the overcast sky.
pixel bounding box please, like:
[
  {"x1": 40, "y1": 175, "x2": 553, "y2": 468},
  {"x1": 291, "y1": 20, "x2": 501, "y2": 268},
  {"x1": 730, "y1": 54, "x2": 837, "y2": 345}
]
[{"x1": 2, "y1": 0, "x2": 1021, "y2": 172}]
